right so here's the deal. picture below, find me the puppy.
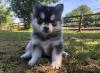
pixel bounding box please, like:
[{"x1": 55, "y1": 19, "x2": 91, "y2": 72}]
[{"x1": 21, "y1": 3, "x2": 68, "y2": 69}]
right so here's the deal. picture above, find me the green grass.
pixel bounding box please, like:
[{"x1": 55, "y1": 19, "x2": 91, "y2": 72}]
[
  {"x1": 0, "y1": 31, "x2": 31, "y2": 41},
  {"x1": 0, "y1": 30, "x2": 100, "y2": 73}
]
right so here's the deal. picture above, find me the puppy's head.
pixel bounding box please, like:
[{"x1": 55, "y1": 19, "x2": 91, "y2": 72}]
[{"x1": 31, "y1": 4, "x2": 63, "y2": 35}]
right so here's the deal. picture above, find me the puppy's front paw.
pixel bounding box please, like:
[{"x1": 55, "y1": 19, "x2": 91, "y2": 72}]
[
  {"x1": 28, "y1": 59, "x2": 36, "y2": 66},
  {"x1": 20, "y1": 54, "x2": 26, "y2": 59},
  {"x1": 51, "y1": 61, "x2": 61, "y2": 69},
  {"x1": 20, "y1": 52, "x2": 31, "y2": 59}
]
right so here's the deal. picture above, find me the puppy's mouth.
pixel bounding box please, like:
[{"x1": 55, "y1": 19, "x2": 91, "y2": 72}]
[
  {"x1": 42, "y1": 31, "x2": 50, "y2": 36},
  {"x1": 37, "y1": 30, "x2": 52, "y2": 37}
]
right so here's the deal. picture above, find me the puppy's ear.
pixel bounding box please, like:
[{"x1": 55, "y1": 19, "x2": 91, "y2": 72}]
[
  {"x1": 55, "y1": 4, "x2": 64, "y2": 20},
  {"x1": 31, "y1": 7, "x2": 35, "y2": 17},
  {"x1": 35, "y1": 2, "x2": 42, "y2": 9},
  {"x1": 31, "y1": 3, "x2": 42, "y2": 19},
  {"x1": 55, "y1": 4, "x2": 64, "y2": 12}
]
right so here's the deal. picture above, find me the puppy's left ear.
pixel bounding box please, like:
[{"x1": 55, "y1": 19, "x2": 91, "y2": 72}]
[
  {"x1": 55, "y1": 4, "x2": 64, "y2": 20},
  {"x1": 55, "y1": 4, "x2": 64, "y2": 12}
]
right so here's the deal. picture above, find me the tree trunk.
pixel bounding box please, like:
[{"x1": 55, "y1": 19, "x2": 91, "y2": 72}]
[
  {"x1": 78, "y1": 15, "x2": 83, "y2": 32},
  {"x1": 0, "y1": 23, "x2": 2, "y2": 31},
  {"x1": 24, "y1": 19, "x2": 31, "y2": 29},
  {"x1": 24, "y1": 22, "x2": 30, "y2": 29}
]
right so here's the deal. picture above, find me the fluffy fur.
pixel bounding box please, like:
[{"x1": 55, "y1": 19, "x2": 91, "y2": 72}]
[{"x1": 21, "y1": 3, "x2": 68, "y2": 69}]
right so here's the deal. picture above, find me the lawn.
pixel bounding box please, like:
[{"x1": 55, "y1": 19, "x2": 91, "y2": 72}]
[{"x1": 0, "y1": 30, "x2": 100, "y2": 73}]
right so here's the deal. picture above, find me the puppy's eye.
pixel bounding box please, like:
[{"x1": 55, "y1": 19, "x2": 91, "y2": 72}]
[
  {"x1": 38, "y1": 20, "x2": 43, "y2": 25},
  {"x1": 52, "y1": 23, "x2": 57, "y2": 26},
  {"x1": 51, "y1": 21, "x2": 57, "y2": 26}
]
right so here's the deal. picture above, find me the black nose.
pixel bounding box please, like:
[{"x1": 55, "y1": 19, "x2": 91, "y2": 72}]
[{"x1": 43, "y1": 27, "x2": 49, "y2": 33}]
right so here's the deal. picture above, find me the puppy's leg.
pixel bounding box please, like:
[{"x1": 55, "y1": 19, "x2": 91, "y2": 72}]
[
  {"x1": 51, "y1": 49, "x2": 62, "y2": 69},
  {"x1": 51, "y1": 43, "x2": 63, "y2": 69},
  {"x1": 21, "y1": 40, "x2": 32, "y2": 59},
  {"x1": 28, "y1": 48, "x2": 42, "y2": 66}
]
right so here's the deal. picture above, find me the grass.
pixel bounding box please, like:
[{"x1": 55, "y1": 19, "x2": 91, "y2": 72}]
[
  {"x1": 0, "y1": 30, "x2": 100, "y2": 73},
  {"x1": 0, "y1": 31, "x2": 31, "y2": 41}
]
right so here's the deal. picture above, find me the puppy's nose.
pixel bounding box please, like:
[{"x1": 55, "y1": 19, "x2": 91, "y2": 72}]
[{"x1": 43, "y1": 27, "x2": 49, "y2": 33}]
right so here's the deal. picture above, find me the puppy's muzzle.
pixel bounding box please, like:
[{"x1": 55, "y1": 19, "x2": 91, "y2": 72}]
[{"x1": 43, "y1": 27, "x2": 49, "y2": 33}]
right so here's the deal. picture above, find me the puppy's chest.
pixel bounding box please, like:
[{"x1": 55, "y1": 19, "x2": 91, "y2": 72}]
[{"x1": 40, "y1": 40, "x2": 53, "y2": 54}]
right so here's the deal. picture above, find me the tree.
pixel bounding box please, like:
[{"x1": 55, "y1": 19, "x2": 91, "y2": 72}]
[
  {"x1": 64, "y1": 5, "x2": 94, "y2": 27},
  {"x1": 0, "y1": 5, "x2": 7, "y2": 30},
  {"x1": 66, "y1": 5, "x2": 93, "y2": 16},
  {"x1": 0, "y1": 1, "x2": 14, "y2": 30},
  {"x1": 94, "y1": 12, "x2": 100, "y2": 26},
  {"x1": 10, "y1": 0, "x2": 60, "y2": 29},
  {"x1": 82, "y1": 16, "x2": 94, "y2": 27}
]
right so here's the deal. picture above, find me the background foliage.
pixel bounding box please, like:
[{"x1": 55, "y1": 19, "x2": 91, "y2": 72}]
[
  {"x1": 0, "y1": 4, "x2": 14, "y2": 30},
  {"x1": 64, "y1": 5, "x2": 100, "y2": 27}
]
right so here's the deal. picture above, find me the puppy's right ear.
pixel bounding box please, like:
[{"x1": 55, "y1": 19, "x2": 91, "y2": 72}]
[
  {"x1": 31, "y1": 2, "x2": 42, "y2": 18},
  {"x1": 34, "y1": 2, "x2": 42, "y2": 10}
]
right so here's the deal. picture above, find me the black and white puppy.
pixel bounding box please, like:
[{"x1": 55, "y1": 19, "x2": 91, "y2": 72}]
[{"x1": 21, "y1": 3, "x2": 68, "y2": 69}]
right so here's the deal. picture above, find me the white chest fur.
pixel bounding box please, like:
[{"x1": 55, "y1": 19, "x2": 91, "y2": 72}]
[
  {"x1": 41, "y1": 40, "x2": 51, "y2": 54},
  {"x1": 40, "y1": 39, "x2": 61, "y2": 54}
]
